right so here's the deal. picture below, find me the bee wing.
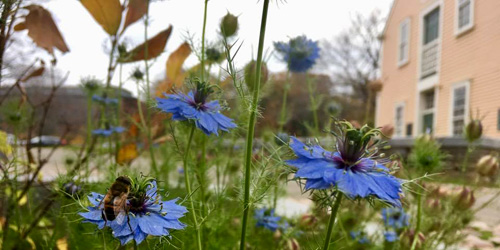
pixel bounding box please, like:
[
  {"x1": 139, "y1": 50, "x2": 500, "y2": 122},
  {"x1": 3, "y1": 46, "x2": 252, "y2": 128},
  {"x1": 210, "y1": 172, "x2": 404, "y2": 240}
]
[{"x1": 113, "y1": 193, "x2": 129, "y2": 225}]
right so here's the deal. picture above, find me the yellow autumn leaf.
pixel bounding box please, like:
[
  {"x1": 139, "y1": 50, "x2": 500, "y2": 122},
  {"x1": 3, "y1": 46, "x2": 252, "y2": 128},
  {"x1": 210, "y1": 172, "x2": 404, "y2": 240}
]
[
  {"x1": 0, "y1": 131, "x2": 12, "y2": 156},
  {"x1": 116, "y1": 143, "x2": 138, "y2": 165},
  {"x1": 17, "y1": 191, "x2": 27, "y2": 206},
  {"x1": 56, "y1": 237, "x2": 68, "y2": 250},
  {"x1": 80, "y1": 0, "x2": 122, "y2": 35}
]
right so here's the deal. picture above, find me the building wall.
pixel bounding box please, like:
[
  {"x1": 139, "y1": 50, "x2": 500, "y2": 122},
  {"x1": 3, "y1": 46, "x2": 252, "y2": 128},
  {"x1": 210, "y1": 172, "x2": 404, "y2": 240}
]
[{"x1": 378, "y1": 0, "x2": 500, "y2": 138}]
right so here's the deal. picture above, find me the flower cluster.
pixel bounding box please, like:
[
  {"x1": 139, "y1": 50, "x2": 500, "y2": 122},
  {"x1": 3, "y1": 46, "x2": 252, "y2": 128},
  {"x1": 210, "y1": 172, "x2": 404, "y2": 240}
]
[
  {"x1": 79, "y1": 177, "x2": 187, "y2": 245},
  {"x1": 286, "y1": 121, "x2": 403, "y2": 207},
  {"x1": 382, "y1": 207, "x2": 410, "y2": 242},
  {"x1": 274, "y1": 35, "x2": 320, "y2": 72},
  {"x1": 254, "y1": 208, "x2": 288, "y2": 232},
  {"x1": 156, "y1": 80, "x2": 236, "y2": 136},
  {"x1": 92, "y1": 95, "x2": 118, "y2": 105},
  {"x1": 350, "y1": 231, "x2": 370, "y2": 244},
  {"x1": 92, "y1": 126, "x2": 125, "y2": 137}
]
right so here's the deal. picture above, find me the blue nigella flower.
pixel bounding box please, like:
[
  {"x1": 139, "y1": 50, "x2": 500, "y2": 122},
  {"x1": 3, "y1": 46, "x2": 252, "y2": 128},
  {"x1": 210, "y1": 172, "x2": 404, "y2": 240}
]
[
  {"x1": 254, "y1": 208, "x2": 287, "y2": 232},
  {"x1": 384, "y1": 231, "x2": 399, "y2": 242},
  {"x1": 274, "y1": 35, "x2": 320, "y2": 72},
  {"x1": 286, "y1": 121, "x2": 403, "y2": 207},
  {"x1": 156, "y1": 80, "x2": 236, "y2": 136},
  {"x1": 92, "y1": 94, "x2": 118, "y2": 105},
  {"x1": 350, "y1": 231, "x2": 370, "y2": 244},
  {"x1": 92, "y1": 126, "x2": 125, "y2": 137},
  {"x1": 382, "y1": 207, "x2": 410, "y2": 230},
  {"x1": 79, "y1": 178, "x2": 187, "y2": 245}
]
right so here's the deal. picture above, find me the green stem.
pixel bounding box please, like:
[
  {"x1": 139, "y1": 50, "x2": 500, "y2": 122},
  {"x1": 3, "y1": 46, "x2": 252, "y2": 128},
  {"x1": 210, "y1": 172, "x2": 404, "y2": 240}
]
[
  {"x1": 461, "y1": 144, "x2": 473, "y2": 173},
  {"x1": 323, "y1": 192, "x2": 343, "y2": 250},
  {"x1": 143, "y1": 1, "x2": 157, "y2": 174},
  {"x1": 307, "y1": 75, "x2": 319, "y2": 134},
  {"x1": 200, "y1": 0, "x2": 209, "y2": 81},
  {"x1": 410, "y1": 192, "x2": 422, "y2": 250},
  {"x1": 183, "y1": 126, "x2": 202, "y2": 250},
  {"x1": 278, "y1": 72, "x2": 290, "y2": 132},
  {"x1": 240, "y1": 1, "x2": 270, "y2": 249}
]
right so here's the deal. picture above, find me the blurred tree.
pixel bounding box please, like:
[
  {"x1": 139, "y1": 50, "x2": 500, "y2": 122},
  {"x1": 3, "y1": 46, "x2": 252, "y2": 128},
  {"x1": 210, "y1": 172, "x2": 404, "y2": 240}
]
[{"x1": 318, "y1": 11, "x2": 384, "y2": 126}]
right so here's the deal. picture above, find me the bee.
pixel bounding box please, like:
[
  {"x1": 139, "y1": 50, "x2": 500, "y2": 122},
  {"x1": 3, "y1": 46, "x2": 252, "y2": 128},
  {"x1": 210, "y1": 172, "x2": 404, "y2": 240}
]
[{"x1": 101, "y1": 176, "x2": 131, "y2": 226}]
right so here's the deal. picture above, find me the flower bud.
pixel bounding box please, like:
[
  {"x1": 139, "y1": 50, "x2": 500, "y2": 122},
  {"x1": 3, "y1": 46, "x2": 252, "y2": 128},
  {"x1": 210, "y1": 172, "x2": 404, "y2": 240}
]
[
  {"x1": 62, "y1": 182, "x2": 82, "y2": 198},
  {"x1": 275, "y1": 133, "x2": 290, "y2": 146},
  {"x1": 299, "y1": 214, "x2": 318, "y2": 228},
  {"x1": 132, "y1": 68, "x2": 144, "y2": 81},
  {"x1": 465, "y1": 119, "x2": 483, "y2": 142},
  {"x1": 454, "y1": 187, "x2": 475, "y2": 210},
  {"x1": 325, "y1": 102, "x2": 342, "y2": 116},
  {"x1": 380, "y1": 124, "x2": 394, "y2": 139},
  {"x1": 273, "y1": 229, "x2": 282, "y2": 240},
  {"x1": 424, "y1": 198, "x2": 442, "y2": 213},
  {"x1": 285, "y1": 238, "x2": 300, "y2": 250},
  {"x1": 476, "y1": 155, "x2": 499, "y2": 177},
  {"x1": 220, "y1": 12, "x2": 238, "y2": 37},
  {"x1": 244, "y1": 60, "x2": 268, "y2": 92},
  {"x1": 401, "y1": 229, "x2": 425, "y2": 249},
  {"x1": 205, "y1": 47, "x2": 223, "y2": 64}
]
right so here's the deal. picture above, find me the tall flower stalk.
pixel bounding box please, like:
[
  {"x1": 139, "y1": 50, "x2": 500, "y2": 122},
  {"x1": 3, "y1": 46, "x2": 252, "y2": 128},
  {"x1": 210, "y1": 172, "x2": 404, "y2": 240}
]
[
  {"x1": 323, "y1": 192, "x2": 343, "y2": 250},
  {"x1": 240, "y1": 0, "x2": 270, "y2": 249}
]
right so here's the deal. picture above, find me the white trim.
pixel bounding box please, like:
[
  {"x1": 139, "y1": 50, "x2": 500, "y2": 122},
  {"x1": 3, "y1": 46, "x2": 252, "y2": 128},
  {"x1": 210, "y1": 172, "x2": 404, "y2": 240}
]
[
  {"x1": 454, "y1": 0, "x2": 474, "y2": 36},
  {"x1": 397, "y1": 18, "x2": 411, "y2": 67},
  {"x1": 415, "y1": 86, "x2": 439, "y2": 136},
  {"x1": 394, "y1": 102, "x2": 406, "y2": 138},
  {"x1": 417, "y1": 0, "x2": 443, "y2": 81},
  {"x1": 449, "y1": 80, "x2": 470, "y2": 136},
  {"x1": 375, "y1": 93, "x2": 381, "y2": 127}
]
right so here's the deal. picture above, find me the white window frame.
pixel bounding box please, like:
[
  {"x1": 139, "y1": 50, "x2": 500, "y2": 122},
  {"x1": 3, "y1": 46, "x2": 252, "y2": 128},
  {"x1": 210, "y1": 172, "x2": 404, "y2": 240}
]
[
  {"x1": 397, "y1": 18, "x2": 411, "y2": 67},
  {"x1": 394, "y1": 102, "x2": 405, "y2": 137},
  {"x1": 417, "y1": 0, "x2": 443, "y2": 82},
  {"x1": 455, "y1": 0, "x2": 474, "y2": 36},
  {"x1": 415, "y1": 86, "x2": 439, "y2": 136},
  {"x1": 449, "y1": 81, "x2": 470, "y2": 136}
]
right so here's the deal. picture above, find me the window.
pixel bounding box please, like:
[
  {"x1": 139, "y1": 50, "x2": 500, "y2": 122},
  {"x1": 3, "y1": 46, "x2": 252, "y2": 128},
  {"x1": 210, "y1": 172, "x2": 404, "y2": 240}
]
[
  {"x1": 451, "y1": 84, "x2": 468, "y2": 136},
  {"x1": 421, "y1": 90, "x2": 435, "y2": 134},
  {"x1": 395, "y1": 104, "x2": 404, "y2": 137},
  {"x1": 456, "y1": 0, "x2": 474, "y2": 35},
  {"x1": 398, "y1": 18, "x2": 410, "y2": 66},
  {"x1": 424, "y1": 8, "x2": 440, "y2": 45}
]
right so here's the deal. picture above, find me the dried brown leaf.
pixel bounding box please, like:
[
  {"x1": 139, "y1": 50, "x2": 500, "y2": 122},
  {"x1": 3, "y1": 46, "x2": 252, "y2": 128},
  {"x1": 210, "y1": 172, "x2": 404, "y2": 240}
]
[
  {"x1": 120, "y1": 26, "x2": 173, "y2": 63},
  {"x1": 122, "y1": 0, "x2": 148, "y2": 32},
  {"x1": 23, "y1": 5, "x2": 69, "y2": 54}
]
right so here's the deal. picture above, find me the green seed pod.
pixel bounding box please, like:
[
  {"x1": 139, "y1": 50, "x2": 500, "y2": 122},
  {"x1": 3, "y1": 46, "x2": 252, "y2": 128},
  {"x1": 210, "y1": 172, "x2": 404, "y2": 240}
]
[
  {"x1": 454, "y1": 187, "x2": 475, "y2": 210},
  {"x1": 220, "y1": 12, "x2": 238, "y2": 37},
  {"x1": 205, "y1": 47, "x2": 223, "y2": 64},
  {"x1": 465, "y1": 119, "x2": 483, "y2": 142},
  {"x1": 476, "y1": 154, "x2": 499, "y2": 177},
  {"x1": 244, "y1": 60, "x2": 268, "y2": 92}
]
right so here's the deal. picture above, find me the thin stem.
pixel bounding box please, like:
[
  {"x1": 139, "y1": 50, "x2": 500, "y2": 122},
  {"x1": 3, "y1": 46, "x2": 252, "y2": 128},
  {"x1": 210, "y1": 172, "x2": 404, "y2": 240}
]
[
  {"x1": 307, "y1": 75, "x2": 319, "y2": 134},
  {"x1": 183, "y1": 126, "x2": 202, "y2": 250},
  {"x1": 278, "y1": 72, "x2": 290, "y2": 132},
  {"x1": 240, "y1": 1, "x2": 270, "y2": 249},
  {"x1": 143, "y1": 1, "x2": 158, "y2": 174},
  {"x1": 200, "y1": 0, "x2": 209, "y2": 81},
  {"x1": 323, "y1": 192, "x2": 343, "y2": 250},
  {"x1": 410, "y1": 192, "x2": 422, "y2": 250}
]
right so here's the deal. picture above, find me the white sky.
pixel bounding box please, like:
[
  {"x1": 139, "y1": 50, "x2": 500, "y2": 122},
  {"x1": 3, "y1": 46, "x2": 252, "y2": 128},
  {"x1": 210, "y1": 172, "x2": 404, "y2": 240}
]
[{"x1": 39, "y1": 0, "x2": 393, "y2": 96}]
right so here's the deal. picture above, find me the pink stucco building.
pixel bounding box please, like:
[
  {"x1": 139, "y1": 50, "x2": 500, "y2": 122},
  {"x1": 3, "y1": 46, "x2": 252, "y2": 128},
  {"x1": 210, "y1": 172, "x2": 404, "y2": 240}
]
[{"x1": 376, "y1": 0, "x2": 500, "y2": 138}]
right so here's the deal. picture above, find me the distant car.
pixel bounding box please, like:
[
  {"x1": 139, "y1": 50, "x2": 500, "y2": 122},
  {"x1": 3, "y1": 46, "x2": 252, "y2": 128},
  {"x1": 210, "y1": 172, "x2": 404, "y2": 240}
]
[{"x1": 28, "y1": 136, "x2": 66, "y2": 147}]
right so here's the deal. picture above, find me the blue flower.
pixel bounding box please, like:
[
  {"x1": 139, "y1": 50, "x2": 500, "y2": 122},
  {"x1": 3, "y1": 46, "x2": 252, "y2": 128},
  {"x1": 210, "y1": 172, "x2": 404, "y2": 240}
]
[
  {"x1": 382, "y1": 207, "x2": 410, "y2": 230},
  {"x1": 92, "y1": 95, "x2": 118, "y2": 105},
  {"x1": 274, "y1": 35, "x2": 320, "y2": 72},
  {"x1": 156, "y1": 81, "x2": 236, "y2": 136},
  {"x1": 384, "y1": 231, "x2": 399, "y2": 242},
  {"x1": 92, "y1": 126, "x2": 125, "y2": 137},
  {"x1": 254, "y1": 208, "x2": 287, "y2": 232},
  {"x1": 286, "y1": 122, "x2": 403, "y2": 207},
  {"x1": 79, "y1": 180, "x2": 187, "y2": 245},
  {"x1": 350, "y1": 231, "x2": 370, "y2": 244}
]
